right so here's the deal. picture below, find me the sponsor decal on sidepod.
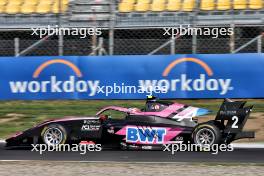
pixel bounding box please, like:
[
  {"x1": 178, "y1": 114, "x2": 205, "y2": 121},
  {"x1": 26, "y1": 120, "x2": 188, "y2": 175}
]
[{"x1": 116, "y1": 125, "x2": 183, "y2": 144}]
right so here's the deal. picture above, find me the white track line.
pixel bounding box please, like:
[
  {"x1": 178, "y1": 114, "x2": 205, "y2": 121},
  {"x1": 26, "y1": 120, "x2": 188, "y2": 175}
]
[
  {"x1": 0, "y1": 140, "x2": 264, "y2": 148},
  {"x1": 232, "y1": 143, "x2": 264, "y2": 149},
  {"x1": 0, "y1": 160, "x2": 185, "y2": 163},
  {"x1": 0, "y1": 160, "x2": 206, "y2": 164}
]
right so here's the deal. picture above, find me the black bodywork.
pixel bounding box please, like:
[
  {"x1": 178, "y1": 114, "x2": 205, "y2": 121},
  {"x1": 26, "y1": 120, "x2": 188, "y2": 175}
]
[{"x1": 5, "y1": 98, "x2": 255, "y2": 149}]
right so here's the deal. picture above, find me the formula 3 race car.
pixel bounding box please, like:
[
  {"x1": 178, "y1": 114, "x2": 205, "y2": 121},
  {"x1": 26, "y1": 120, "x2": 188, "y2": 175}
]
[{"x1": 5, "y1": 96, "x2": 255, "y2": 150}]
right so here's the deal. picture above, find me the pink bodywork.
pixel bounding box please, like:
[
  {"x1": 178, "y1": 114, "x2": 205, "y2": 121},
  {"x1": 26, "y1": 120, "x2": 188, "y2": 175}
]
[
  {"x1": 96, "y1": 103, "x2": 185, "y2": 118},
  {"x1": 96, "y1": 103, "x2": 186, "y2": 145}
]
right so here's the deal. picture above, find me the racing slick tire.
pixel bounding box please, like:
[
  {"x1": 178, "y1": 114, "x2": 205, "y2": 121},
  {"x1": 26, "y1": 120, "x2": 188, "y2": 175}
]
[
  {"x1": 41, "y1": 124, "x2": 67, "y2": 147},
  {"x1": 192, "y1": 122, "x2": 221, "y2": 147}
]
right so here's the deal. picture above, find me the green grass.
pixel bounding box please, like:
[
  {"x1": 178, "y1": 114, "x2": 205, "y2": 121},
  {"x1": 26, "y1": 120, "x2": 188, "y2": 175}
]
[{"x1": 0, "y1": 99, "x2": 264, "y2": 138}]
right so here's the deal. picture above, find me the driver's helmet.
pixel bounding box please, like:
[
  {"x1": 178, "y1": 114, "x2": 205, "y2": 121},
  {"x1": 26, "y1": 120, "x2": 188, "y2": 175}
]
[
  {"x1": 145, "y1": 95, "x2": 160, "y2": 111},
  {"x1": 146, "y1": 95, "x2": 157, "y2": 102}
]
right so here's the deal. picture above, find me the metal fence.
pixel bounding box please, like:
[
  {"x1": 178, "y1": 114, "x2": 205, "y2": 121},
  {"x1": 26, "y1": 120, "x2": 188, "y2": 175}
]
[
  {"x1": 0, "y1": 26, "x2": 263, "y2": 56},
  {"x1": 0, "y1": 0, "x2": 263, "y2": 56}
]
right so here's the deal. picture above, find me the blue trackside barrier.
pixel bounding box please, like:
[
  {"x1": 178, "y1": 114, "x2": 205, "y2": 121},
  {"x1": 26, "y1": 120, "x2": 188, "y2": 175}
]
[{"x1": 0, "y1": 53, "x2": 263, "y2": 100}]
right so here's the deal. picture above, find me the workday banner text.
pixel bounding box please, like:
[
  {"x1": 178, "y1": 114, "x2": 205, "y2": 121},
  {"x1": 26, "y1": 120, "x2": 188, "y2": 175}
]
[{"x1": 0, "y1": 53, "x2": 263, "y2": 99}]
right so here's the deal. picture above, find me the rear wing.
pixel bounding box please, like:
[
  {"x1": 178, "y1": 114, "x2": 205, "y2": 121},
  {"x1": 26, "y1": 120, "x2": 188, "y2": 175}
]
[{"x1": 215, "y1": 99, "x2": 253, "y2": 133}]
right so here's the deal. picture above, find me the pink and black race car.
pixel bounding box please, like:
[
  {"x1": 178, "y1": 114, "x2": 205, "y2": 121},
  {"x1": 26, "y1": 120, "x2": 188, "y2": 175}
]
[{"x1": 6, "y1": 96, "x2": 254, "y2": 150}]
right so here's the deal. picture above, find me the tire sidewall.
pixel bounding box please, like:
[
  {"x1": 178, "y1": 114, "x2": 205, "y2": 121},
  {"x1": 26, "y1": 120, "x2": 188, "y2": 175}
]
[
  {"x1": 192, "y1": 123, "x2": 221, "y2": 146},
  {"x1": 41, "y1": 124, "x2": 67, "y2": 146}
]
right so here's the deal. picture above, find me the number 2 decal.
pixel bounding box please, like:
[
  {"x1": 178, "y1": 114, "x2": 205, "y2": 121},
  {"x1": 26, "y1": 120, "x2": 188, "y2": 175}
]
[{"x1": 231, "y1": 116, "x2": 239, "y2": 129}]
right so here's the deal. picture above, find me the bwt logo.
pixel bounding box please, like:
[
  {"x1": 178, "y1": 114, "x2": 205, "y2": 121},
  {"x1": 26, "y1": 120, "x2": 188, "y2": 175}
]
[
  {"x1": 9, "y1": 59, "x2": 99, "y2": 96},
  {"x1": 138, "y1": 58, "x2": 233, "y2": 95},
  {"x1": 126, "y1": 127, "x2": 166, "y2": 144}
]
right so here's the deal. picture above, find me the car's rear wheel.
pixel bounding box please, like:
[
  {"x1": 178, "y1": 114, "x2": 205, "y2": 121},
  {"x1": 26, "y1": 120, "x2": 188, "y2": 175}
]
[
  {"x1": 192, "y1": 122, "x2": 221, "y2": 147},
  {"x1": 41, "y1": 124, "x2": 67, "y2": 147}
]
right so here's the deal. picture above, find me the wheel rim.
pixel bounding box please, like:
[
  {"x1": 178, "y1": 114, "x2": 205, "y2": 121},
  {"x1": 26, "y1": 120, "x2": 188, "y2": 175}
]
[
  {"x1": 195, "y1": 128, "x2": 215, "y2": 146},
  {"x1": 44, "y1": 127, "x2": 63, "y2": 146}
]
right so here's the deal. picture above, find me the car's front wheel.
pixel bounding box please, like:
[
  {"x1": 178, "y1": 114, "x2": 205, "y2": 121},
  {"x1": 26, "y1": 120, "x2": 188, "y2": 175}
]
[{"x1": 41, "y1": 124, "x2": 67, "y2": 147}]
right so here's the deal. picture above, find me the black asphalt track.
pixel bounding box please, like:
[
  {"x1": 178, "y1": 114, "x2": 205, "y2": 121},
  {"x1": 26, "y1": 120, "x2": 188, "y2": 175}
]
[{"x1": 0, "y1": 143, "x2": 264, "y2": 163}]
